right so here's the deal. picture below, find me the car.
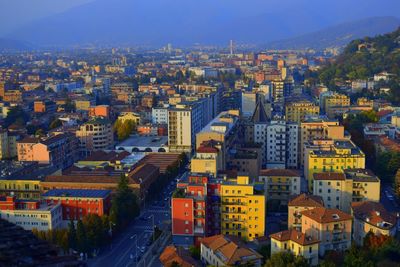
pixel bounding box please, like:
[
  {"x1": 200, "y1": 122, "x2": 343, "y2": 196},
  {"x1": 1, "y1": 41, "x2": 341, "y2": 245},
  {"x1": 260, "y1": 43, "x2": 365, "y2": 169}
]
[{"x1": 137, "y1": 246, "x2": 145, "y2": 253}]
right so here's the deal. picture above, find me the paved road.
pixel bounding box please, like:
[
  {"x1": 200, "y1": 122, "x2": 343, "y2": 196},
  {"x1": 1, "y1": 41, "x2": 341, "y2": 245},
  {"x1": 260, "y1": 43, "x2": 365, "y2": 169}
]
[
  {"x1": 89, "y1": 179, "x2": 177, "y2": 267},
  {"x1": 381, "y1": 184, "x2": 400, "y2": 213}
]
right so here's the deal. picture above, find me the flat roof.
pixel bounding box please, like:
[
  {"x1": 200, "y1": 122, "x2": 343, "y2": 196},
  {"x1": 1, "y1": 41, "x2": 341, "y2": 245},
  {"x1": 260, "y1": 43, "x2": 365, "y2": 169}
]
[
  {"x1": 198, "y1": 111, "x2": 238, "y2": 136},
  {"x1": 117, "y1": 135, "x2": 168, "y2": 147},
  {"x1": 42, "y1": 189, "x2": 111, "y2": 198}
]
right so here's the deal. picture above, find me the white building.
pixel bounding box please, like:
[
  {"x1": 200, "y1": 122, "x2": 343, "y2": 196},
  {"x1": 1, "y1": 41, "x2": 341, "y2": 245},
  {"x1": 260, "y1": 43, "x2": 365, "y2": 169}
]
[
  {"x1": 152, "y1": 106, "x2": 169, "y2": 124},
  {"x1": 242, "y1": 92, "x2": 257, "y2": 118}
]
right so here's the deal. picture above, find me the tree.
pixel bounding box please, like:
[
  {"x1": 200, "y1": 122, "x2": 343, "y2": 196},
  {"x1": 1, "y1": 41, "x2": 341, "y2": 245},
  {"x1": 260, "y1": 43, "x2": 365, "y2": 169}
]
[
  {"x1": 189, "y1": 246, "x2": 200, "y2": 260},
  {"x1": 264, "y1": 252, "x2": 309, "y2": 267},
  {"x1": 76, "y1": 220, "x2": 88, "y2": 253},
  {"x1": 83, "y1": 214, "x2": 107, "y2": 250},
  {"x1": 49, "y1": 118, "x2": 62, "y2": 129},
  {"x1": 110, "y1": 174, "x2": 140, "y2": 228},
  {"x1": 114, "y1": 119, "x2": 136, "y2": 141},
  {"x1": 68, "y1": 221, "x2": 77, "y2": 251},
  {"x1": 3, "y1": 106, "x2": 29, "y2": 128}
]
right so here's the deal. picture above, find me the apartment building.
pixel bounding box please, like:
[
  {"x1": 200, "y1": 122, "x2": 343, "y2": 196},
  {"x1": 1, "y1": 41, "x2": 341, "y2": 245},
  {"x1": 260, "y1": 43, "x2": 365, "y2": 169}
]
[
  {"x1": 285, "y1": 99, "x2": 320, "y2": 123},
  {"x1": 196, "y1": 110, "x2": 240, "y2": 166},
  {"x1": 33, "y1": 100, "x2": 56, "y2": 113},
  {"x1": 313, "y1": 169, "x2": 380, "y2": 212},
  {"x1": 17, "y1": 133, "x2": 79, "y2": 169},
  {"x1": 168, "y1": 102, "x2": 203, "y2": 153},
  {"x1": 270, "y1": 229, "x2": 320, "y2": 266},
  {"x1": 321, "y1": 93, "x2": 350, "y2": 118},
  {"x1": 152, "y1": 106, "x2": 169, "y2": 124},
  {"x1": 301, "y1": 207, "x2": 352, "y2": 256},
  {"x1": 0, "y1": 196, "x2": 62, "y2": 231},
  {"x1": 351, "y1": 201, "x2": 398, "y2": 246},
  {"x1": 254, "y1": 120, "x2": 299, "y2": 169},
  {"x1": 76, "y1": 117, "x2": 114, "y2": 157},
  {"x1": 258, "y1": 169, "x2": 301, "y2": 206},
  {"x1": 288, "y1": 193, "x2": 324, "y2": 231},
  {"x1": 201, "y1": 235, "x2": 263, "y2": 267},
  {"x1": 190, "y1": 141, "x2": 223, "y2": 176},
  {"x1": 220, "y1": 175, "x2": 265, "y2": 241},
  {"x1": 171, "y1": 174, "x2": 216, "y2": 246},
  {"x1": 300, "y1": 116, "x2": 346, "y2": 168},
  {"x1": 304, "y1": 140, "x2": 365, "y2": 191},
  {"x1": 118, "y1": 111, "x2": 141, "y2": 124}
]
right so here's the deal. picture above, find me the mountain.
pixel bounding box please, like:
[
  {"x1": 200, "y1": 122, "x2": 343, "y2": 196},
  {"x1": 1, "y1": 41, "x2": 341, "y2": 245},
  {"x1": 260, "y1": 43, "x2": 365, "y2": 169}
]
[
  {"x1": 0, "y1": 38, "x2": 33, "y2": 51},
  {"x1": 317, "y1": 27, "x2": 400, "y2": 101},
  {"x1": 266, "y1": 16, "x2": 400, "y2": 50},
  {"x1": 4, "y1": 0, "x2": 400, "y2": 47}
]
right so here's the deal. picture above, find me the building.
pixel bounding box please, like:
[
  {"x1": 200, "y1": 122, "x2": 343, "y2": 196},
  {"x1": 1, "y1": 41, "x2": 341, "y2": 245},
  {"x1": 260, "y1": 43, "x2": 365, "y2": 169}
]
[
  {"x1": 76, "y1": 117, "x2": 114, "y2": 156},
  {"x1": 116, "y1": 135, "x2": 168, "y2": 153},
  {"x1": 191, "y1": 142, "x2": 223, "y2": 177},
  {"x1": 304, "y1": 140, "x2": 365, "y2": 191},
  {"x1": 285, "y1": 99, "x2": 320, "y2": 123},
  {"x1": 171, "y1": 174, "x2": 213, "y2": 246},
  {"x1": 288, "y1": 193, "x2": 324, "y2": 231},
  {"x1": 0, "y1": 196, "x2": 62, "y2": 231},
  {"x1": 300, "y1": 116, "x2": 346, "y2": 168},
  {"x1": 196, "y1": 110, "x2": 240, "y2": 166},
  {"x1": 17, "y1": 133, "x2": 79, "y2": 169},
  {"x1": 301, "y1": 207, "x2": 352, "y2": 256},
  {"x1": 200, "y1": 235, "x2": 263, "y2": 267},
  {"x1": 254, "y1": 120, "x2": 299, "y2": 169},
  {"x1": 33, "y1": 101, "x2": 56, "y2": 113},
  {"x1": 270, "y1": 229, "x2": 320, "y2": 266},
  {"x1": 152, "y1": 106, "x2": 169, "y2": 124},
  {"x1": 168, "y1": 102, "x2": 203, "y2": 153},
  {"x1": 160, "y1": 245, "x2": 200, "y2": 267},
  {"x1": 241, "y1": 92, "x2": 257, "y2": 118},
  {"x1": 321, "y1": 93, "x2": 350, "y2": 118},
  {"x1": 118, "y1": 111, "x2": 141, "y2": 124},
  {"x1": 42, "y1": 189, "x2": 112, "y2": 224},
  {"x1": 220, "y1": 175, "x2": 265, "y2": 241},
  {"x1": 313, "y1": 169, "x2": 380, "y2": 212},
  {"x1": 351, "y1": 201, "x2": 398, "y2": 246},
  {"x1": 89, "y1": 105, "x2": 110, "y2": 118},
  {"x1": 258, "y1": 169, "x2": 301, "y2": 206}
]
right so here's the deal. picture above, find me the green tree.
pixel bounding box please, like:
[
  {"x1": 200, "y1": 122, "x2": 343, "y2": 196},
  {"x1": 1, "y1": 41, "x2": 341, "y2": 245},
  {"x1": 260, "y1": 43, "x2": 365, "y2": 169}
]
[
  {"x1": 114, "y1": 119, "x2": 136, "y2": 141},
  {"x1": 49, "y1": 118, "x2": 62, "y2": 129},
  {"x1": 3, "y1": 106, "x2": 29, "y2": 128},
  {"x1": 110, "y1": 174, "x2": 140, "y2": 228},
  {"x1": 264, "y1": 251, "x2": 309, "y2": 267},
  {"x1": 83, "y1": 214, "x2": 107, "y2": 250},
  {"x1": 189, "y1": 245, "x2": 200, "y2": 260},
  {"x1": 76, "y1": 219, "x2": 88, "y2": 253}
]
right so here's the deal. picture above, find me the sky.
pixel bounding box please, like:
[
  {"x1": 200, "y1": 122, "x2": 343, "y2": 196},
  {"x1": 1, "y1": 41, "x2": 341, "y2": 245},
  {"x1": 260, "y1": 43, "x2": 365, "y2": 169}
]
[
  {"x1": 0, "y1": 0, "x2": 93, "y2": 35},
  {"x1": 0, "y1": 0, "x2": 399, "y2": 46}
]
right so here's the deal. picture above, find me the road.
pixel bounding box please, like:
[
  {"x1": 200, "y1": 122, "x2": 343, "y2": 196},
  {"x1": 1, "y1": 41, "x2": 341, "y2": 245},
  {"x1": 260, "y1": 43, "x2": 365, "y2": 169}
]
[
  {"x1": 89, "y1": 179, "x2": 178, "y2": 267},
  {"x1": 381, "y1": 184, "x2": 400, "y2": 213}
]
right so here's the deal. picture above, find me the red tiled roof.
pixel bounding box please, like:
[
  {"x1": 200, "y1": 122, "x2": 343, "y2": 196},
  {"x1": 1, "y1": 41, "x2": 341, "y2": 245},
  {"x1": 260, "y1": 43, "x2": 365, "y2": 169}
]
[
  {"x1": 270, "y1": 229, "x2": 320, "y2": 246},
  {"x1": 159, "y1": 245, "x2": 200, "y2": 267},
  {"x1": 301, "y1": 207, "x2": 352, "y2": 224},
  {"x1": 288, "y1": 193, "x2": 324, "y2": 207},
  {"x1": 351, "y1": 201, "x2": 397, "y2": 229},
  {"x1": 313, "y1": 172, "x2": 345, "y2": 181}
]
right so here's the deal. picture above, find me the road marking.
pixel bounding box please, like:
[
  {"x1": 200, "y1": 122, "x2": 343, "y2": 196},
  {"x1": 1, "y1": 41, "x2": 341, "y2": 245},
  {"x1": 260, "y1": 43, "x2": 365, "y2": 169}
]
[{"x1": 114, "y1": 232, "x2": 146, "y2": 267}]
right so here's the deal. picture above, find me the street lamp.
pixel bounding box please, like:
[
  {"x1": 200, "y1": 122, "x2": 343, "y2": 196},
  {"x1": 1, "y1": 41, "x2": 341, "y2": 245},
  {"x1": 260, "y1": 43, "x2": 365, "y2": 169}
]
[
  {"x1": 149, "y1": 214, "x2": 155, "y2": 242},
  {"x1": 109, "y1": 221, "x2": 116, "y2": 237}
]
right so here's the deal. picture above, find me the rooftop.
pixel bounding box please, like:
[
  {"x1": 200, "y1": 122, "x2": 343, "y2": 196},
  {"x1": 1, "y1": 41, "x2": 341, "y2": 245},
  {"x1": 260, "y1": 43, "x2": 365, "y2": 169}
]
[
  {"x1": 301, "y1": 207, "x2": 352, "y2": 223},
  {"x1": 198, "y1": 111, "x2": 238, "y2": 136},
  {"x1": 42, "y1": 189, "x2": 112, "y2": 198},
  {"x1": 117, "y1": 135, "x2": 168, "y2": 148},
  {"x1": 259, "y1": 169, "x2": 301, "y2": 177},
  {"x1": 288, "y1": 193, "x2": 324, "y2": 207},
  {"x1": 270, "y1": 229, "x2": 320, "y2": 246},
  {"x1": 352, "y1": 201, "x2": 398, "y2": 230}
]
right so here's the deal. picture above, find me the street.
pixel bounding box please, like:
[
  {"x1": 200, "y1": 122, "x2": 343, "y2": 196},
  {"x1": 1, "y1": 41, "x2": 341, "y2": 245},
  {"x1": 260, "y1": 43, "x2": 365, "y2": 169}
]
[
  {"x1": 89, "y1": 179, "x2": 177, "y2": 267},
  {"x1": 381, "y1": 184, "x2": 400, "y2": 213}
]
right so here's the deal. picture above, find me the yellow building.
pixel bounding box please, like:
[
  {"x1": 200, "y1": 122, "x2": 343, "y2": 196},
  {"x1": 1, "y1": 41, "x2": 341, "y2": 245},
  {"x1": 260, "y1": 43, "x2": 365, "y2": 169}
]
[
  {"x1": 75, "y1": 100, "x2": 93, "y2": 111},
  {"x1": 304, "y1": 140, "x2": 365, "y2": 191},
  {"x1": 301, "y1": 207, "x2": 352, "y2": 256},
  {"x1": 0, "y1": 179, "x2": 41, "y2": 200},
  {"x1": 220, "y1": 175, "x2": 265, "y2": 241},
  {"x1": 357, "y1": 97, "x2": 373, "y2": 108},
  {"x1": 0, "y1": 130, "x2": 8, "y2": 159},
  {"x1": 270, "y1": 229, "x2": 320, "y2": 266},
  {"x1": 118, "y1": 111, "x2": 141, "y2": 124},
  {"x1": 288, "y1": 193, "x2": 324, "y2": 231},
  {"x1": 190, "y1": 142, "x2": 223, "y2": 176},
  {"x1": 285, "y1": 100, "x2": 320, "y2": 123},
  {"x1": 258, "y1": 169, "x2": 301, "y2": 206},
  {"x1": 323, "y1": 93, "x2": 350, "y2": 118},
  {"x1": 300, "y1": 116, "x2": 346, "y2": 168},
  {"x1": 313, "y1": 169, "x2": 380, "y2": 213},
  {"x1": 351, "y1": 201, "x2": 398, "y2": 246}
]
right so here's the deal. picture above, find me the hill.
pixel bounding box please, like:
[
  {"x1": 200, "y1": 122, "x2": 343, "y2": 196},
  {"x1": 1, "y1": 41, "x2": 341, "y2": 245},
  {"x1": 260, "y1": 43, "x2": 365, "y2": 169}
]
[
  {"x1": 0, "y1": 38, "x2": 33, "y2": 51},
  {"x1": 317, "y1": 27, "x2": 400, "y2": 102},
  {"x1": 266, "y1": 16, "x2": 400, "y2": 50}
]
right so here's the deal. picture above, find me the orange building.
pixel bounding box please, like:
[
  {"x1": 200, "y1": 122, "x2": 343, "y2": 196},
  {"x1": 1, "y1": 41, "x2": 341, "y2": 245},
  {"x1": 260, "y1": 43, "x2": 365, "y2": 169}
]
[{"x1": 89, "y1": 105, "x2": 110, "y2": 118}]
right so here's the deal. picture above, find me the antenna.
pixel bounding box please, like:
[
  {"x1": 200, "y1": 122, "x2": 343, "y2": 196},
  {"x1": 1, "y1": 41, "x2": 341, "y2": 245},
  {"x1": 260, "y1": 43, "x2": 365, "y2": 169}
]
[{"x1": 229, "y1": 40, "x2": 234, "y2": 56}]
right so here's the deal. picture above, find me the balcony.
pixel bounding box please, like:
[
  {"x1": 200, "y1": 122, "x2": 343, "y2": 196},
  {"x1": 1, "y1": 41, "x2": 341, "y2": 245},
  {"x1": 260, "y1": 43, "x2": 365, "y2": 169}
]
[
  {"x1": 194, "y1": 227, "x2": 205, "y2": 235},
  {"x1": 221, "y1": 209, "x2": 247, "y2": 214},
  {"x1": 222, "y1": 217, "x2": 245, "y2": 223},
  {"x1": 222, "y1": 201, "x2": 247, "y2": 206},
  {"x1": 222, "y1": 226, "x2": 246, "y2": 231},
  {"x1": 332, "y1": 227, "x2": 344, "y2": 234},
  {"x1": 194, "y1": 214, "x2": 205, "y2": 219}
]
